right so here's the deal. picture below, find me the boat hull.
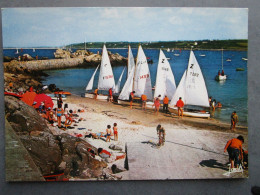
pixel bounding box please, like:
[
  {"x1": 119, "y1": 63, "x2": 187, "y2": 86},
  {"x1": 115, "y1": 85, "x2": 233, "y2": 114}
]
[
  {"x1": 85, "y1": 93, "x2": 108, "y2": 101},
  {"x1": 215, "y1": 75, "x2": 227, "y2": 81},
  {"x1": 169, "y1": 107, "x2": 210, "y2": 118}
]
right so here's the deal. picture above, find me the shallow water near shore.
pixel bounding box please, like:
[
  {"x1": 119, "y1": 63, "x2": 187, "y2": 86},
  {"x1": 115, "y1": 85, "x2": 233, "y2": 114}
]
[{"x1": 23, "y1": 48, "x2": 248, "y2": 126}]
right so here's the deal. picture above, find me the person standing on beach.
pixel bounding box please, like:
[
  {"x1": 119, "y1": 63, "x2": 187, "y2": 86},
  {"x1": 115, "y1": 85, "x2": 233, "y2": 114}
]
[
  {"x1": 106, "y1": 125, "x2": 112, "y2": 142},
  {"x1": 129, "y1": 91, "x2": 135, "y2": 109},
  {"x1": 230, "y1": 111, "x2": 239, "y2": 131},
  {"x1": 57, "y1": 104, "x2": 64, "y2": 128},
  {"x1": 156, "y1": 124, "x2": 166, "y2": 146},
  {"x1": 108, "y1": 88, "x2": 113, "y2": 102},
  {"x1": 176, "y1": 97, "x2": 184, "y2": 118},
  {"x1": 113, "y1": 123, "x2": 118, "y2": 141},
  {"x1": 153, "y1": 98, "x2": 160, "y2": 115},
  {"x1": 141, "y1": 94, "x2": 147, "y2": 110},
  {"x1": 94, "y1": 88, "x2": 98, "y2": 100},
  {"x1": 163, "y1": 95, "x2": 169, "y2": 113},
  {"x1": 224, "y1": 135, "x2": 244, "y2": 169},
  {"x1": 57, "y1": 94, "x2": 63, "y2": 108}
]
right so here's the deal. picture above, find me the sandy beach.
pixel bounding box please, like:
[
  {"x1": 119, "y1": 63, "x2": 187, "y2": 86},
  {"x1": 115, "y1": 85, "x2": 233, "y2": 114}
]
[{"x1": 50, "y1": 95, "x2": 248, "y2": 180}]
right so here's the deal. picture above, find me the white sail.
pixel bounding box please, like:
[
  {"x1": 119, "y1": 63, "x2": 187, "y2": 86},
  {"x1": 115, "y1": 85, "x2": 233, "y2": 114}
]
[
  {"x1": 169, "y1": 70, "x2": 187, "y2": 107},
  {"x1": 133, "y1": 45, "x2": 153, "y2": 100},
  {"x1": 185, "y1": 51, "x2": 209, "y2": 107},
  {"x1": 98, "y1": 45, "x2": 115, "y2": 90},
  {"x1": 170, "y1": 51, "x2": 209, "y2": 108},
  {"x1": 154, "y1": 49, "x2": 176, "y2": 100},
  {"x1": 86, "y1": 65, "x2": 100, "y2": 91},
  {"x1": 114, "y1": 67, "x2": 126, "y2": 94},
  {"x1": 118, "y1": 66, "x2": 135, "y2": 100},
  {"x1": 127, "y1": 45, "x2": 135, "y2": 78}
]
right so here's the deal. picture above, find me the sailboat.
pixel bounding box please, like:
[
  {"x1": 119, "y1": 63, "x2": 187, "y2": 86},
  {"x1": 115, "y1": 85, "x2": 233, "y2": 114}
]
[
  {"x1": 215, "y1": 49, "x2": 227, "y2": 81},
  {"x1": 146, "y1": 49, "x2": 177, "y2": 108},
  {"x1": 15, "y1": 48, "x2": 19, "y2": 54},
  {"x1": 167, "y1": 48, "x2": 170, "y2": 52},
  {"x1": 85, "y1": 45, "x2": 115, "y2": 100},
  {"x1": 118, "y1": 45, "x2": 152, "y2": 104},
  {"x1": 127, "y1": 45, "x2": 135, "y2": 78},
  {"x1": 33, "y1": 48, "x2": 36, "y2": 52},
  {"x1": 114, "y1": 67, "x2": 126, "y2": 94},
  {"x1": 169, "y1": 50, "x2": 210, "y2": 118}
]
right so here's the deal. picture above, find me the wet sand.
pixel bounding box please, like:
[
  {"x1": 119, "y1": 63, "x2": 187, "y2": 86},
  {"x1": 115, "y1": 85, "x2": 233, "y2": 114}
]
[{"x1": 54, "y1": 95, "x2": 248, "y2": 179}]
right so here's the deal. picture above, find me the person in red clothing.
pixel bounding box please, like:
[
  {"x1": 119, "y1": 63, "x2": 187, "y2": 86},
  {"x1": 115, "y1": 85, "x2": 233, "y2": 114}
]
[
  {"x1": 224, "y1": 135, "x2": 244, "y2": 169},
  {"x1": 141, "y1": 94, "x2": 147, "y2": 110},
  {"x1": 153, "y1": 98, "x2": 160, "y2": 115},
  {"x1": 129, "y1": 91, "x2": 135, "y2": 109},
  {"x1": 113, "y1": 123, "x2": 118, "y2": 141},
  {"x1": 176, "y1": 97, "x2": 184, "y2": 118},
  {"x1": 108, "y1": 88, "x2": 113, "y2": 102},
  {"x1": 163, "y1": 95, "x2": 169, "y2": 113}
]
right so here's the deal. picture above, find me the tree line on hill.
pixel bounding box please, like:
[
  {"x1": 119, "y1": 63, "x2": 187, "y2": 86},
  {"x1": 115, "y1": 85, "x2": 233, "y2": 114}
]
[{"x1": 67, "y1": 39, "x2": 247, "y2": 50}]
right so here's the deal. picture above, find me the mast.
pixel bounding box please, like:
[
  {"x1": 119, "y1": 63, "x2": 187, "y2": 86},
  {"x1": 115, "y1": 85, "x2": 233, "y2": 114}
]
[
  {"x1": 222, "y1": 48, "x2": 223, "y2": 70},
  {"x1": 132, "y1": 44, "x2": 140, "y2": 91},
  {"x1": 84, "y1": 37, "x2": 86, "y2": 51},
  {"x1": 127, "y1": 45, "x2": 130, "y2": 79}
]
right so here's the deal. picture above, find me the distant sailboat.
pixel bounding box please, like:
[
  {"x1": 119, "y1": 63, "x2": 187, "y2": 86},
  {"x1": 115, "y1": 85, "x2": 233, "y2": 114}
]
[
  {"x1": 169, "y1": 50, "x2": 210, "y2": 118},
  {"x1": 215, "y1": 49, "x2": 227, "y2": 81},
  {"x1": 85, "y1": 45, "x2": 115, "y2": 100},
  {"x1": 167, "y1": 48, "x2": 170, "y2": 52},
  {"x1": 33, "y1": 48, "x2": 35, "y2": 52},
  {"x1": 15, "y1": 48, "x2": 19, "y2": 54}
]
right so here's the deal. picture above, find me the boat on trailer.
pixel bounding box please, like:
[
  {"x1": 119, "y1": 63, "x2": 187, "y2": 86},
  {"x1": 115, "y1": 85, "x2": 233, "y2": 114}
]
[
  {"x1": 118, "y1": 45, "x2": 153, "y2": 105},
  {"x1": 146, "y1": 49, "x2": 177, "y2": 109},
  {"x1": 169, "y1": 50, "x2": 210, "y2": 118},
  {"x1": 85, "y1": 45, "x2": 115, "y2": 100}
]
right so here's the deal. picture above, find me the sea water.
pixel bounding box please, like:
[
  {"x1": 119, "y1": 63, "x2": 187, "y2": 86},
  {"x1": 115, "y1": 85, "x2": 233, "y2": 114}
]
[{"x1": 3, "y1": 48, "x2": 248, "y2": 126}]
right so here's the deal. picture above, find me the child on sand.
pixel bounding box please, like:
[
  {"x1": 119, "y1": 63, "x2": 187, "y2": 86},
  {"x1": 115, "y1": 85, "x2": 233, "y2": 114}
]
[
  {"x1": 106, "y1": 125, "x2": 112, "y2": 142},
  {"x1": 156, "y1": 124, "x2": 166, "y2": 146},
  {"x1": 113, "y1": 123, "x2": 118, "y2": 141}
]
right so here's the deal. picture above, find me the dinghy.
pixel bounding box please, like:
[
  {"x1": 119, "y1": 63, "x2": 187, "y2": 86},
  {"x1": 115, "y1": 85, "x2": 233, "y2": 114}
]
[
  {"x1": 118, "y1": 45, "x2": 153, "y2": 105},
  {"x1": 85, "y1": 45, "x2": 115, "y2": 100},
  {"x1": 169, "y1": 50, "x2": 210, "y2": 118},
  {"x1": 215, "y1": 49, "x2": 227, "y2": 81},
  {"x1": 146, "y1": 49, "x2": 176, "y2": 109}
]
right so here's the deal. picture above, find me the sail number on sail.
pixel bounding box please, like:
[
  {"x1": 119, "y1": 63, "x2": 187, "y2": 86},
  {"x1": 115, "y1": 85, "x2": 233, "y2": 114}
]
[
  {"x1": 162, "y1": 67, "x2": 169, "y2": 71},
  {"x1": 139, "y1": 74, "x2": 150, "y2": 79},
  {"x1": 103, "y1": 75, "x2": 113, "y2": 79},
  {"x1": 190, "y1": 72, "x2": 199, "y2": 77}
]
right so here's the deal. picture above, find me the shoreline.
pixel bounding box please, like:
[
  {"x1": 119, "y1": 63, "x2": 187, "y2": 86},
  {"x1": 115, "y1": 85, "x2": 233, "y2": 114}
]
[{"x1": 67, "y1": 95, "x2": 248, "y2": 134}]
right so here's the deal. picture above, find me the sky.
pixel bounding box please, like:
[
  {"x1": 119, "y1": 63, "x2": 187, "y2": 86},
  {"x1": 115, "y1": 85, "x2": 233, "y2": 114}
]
[{"x1": 2, "y1": 7, "x2": 248, "y2": 47}]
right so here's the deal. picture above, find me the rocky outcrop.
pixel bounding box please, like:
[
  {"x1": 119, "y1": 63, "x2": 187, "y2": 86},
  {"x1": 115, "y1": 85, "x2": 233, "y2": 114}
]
[
  {"x1": 4, "y1": 49, "x2": 127, "y2": 73},
  {"x1": 5, "y1": 96, "x2": 107, "y2": 179},
  {"x1": 54, "y1": 49, "x2": 71, "y2": 59}
]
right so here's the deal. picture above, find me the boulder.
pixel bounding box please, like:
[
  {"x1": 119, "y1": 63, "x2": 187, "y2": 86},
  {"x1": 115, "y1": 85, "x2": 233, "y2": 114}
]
[
  {"x1": 5, "y1": 96, "x2": 50, "y2": 134},
  {"x1": 5, "y1": 96, "x2": 108, "y2": 179},
  {"x1": 54, "y1": 49, "x2": 71, "y2": 59},
  {"x1": 57, "y1": 134, "x2": 107, "y2": 178}
]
